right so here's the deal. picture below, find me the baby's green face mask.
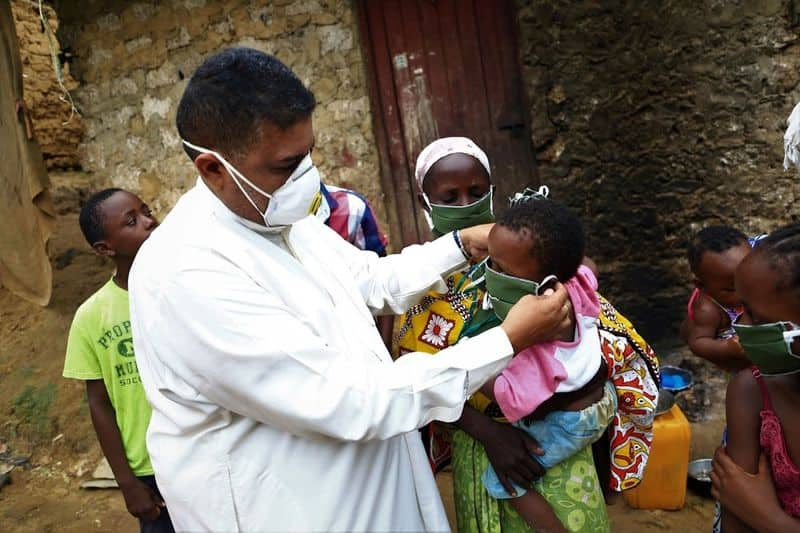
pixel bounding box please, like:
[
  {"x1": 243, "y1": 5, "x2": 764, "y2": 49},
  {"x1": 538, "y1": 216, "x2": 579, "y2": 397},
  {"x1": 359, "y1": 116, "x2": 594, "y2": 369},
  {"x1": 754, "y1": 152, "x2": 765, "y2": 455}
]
[{"x1": 484, "y1": 261, "x2": 557, "y2": 320}]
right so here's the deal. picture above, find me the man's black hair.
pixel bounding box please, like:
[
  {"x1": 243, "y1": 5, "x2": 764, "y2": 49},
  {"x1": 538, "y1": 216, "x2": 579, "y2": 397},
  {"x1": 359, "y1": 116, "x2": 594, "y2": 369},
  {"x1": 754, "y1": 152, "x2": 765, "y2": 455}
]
[
  {"x1": 752, "y1": 222, "x2": 800, "y2": 290},
  {"x1": 497, "y1": 195, "x2": 585, "y2": 282},
  {"x1": 176, "y1": 47, "x2": 316, "y2": 160},
  {"x1": 687, "y1": 225, "x2": 748, "y2": 274},
  {"x1": 79, "y1": 188, "x2": 123, "y2": 246}
]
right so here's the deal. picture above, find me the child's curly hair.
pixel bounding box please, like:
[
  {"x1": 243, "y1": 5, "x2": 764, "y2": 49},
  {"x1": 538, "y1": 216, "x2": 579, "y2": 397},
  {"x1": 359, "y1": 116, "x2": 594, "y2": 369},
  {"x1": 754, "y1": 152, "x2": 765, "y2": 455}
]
[
  {"x1": 687, "y1": 225, "x2": 748, "y2": 274},
  {"x1": 497, "y1": 192, "x2": 584, "y2": 281}
]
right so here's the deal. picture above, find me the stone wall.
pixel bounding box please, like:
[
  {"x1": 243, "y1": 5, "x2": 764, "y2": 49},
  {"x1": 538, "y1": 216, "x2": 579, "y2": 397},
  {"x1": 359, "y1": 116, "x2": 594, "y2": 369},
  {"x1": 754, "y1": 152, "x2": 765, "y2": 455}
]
[
  {"x1": 516, "y1": 0, "x2": 800, "y2": 341},
  {"x1": 53, "y1": 0, "x2": 386, "y2": 227},
  {"x1": 47, "y1": 0, "x2": 800, "y2": 340},
  {"x1": 11, "y1": 0, "x2": 82, "y2": 169}
]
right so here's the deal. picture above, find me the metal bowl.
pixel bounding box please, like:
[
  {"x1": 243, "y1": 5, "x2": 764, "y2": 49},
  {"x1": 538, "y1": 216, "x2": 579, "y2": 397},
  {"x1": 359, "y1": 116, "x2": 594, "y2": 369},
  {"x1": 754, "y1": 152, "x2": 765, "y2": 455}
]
[
  {"x1": 687, "y1": 458, "x2": 713, "y2": 498},
  {"x1": 655, "y1": 388, "x2": 675, "y2": 416},
  {"x1": 660, "y1": 365, "x2": 694, "y2": 392}
]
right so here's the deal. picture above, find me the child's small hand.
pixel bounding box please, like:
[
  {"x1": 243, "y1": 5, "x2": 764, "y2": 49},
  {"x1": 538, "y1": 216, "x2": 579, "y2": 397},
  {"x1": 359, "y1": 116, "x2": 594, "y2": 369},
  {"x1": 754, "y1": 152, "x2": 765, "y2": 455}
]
[{"x1": 119, "y1": 478, "x2": 164, "y2": 521}]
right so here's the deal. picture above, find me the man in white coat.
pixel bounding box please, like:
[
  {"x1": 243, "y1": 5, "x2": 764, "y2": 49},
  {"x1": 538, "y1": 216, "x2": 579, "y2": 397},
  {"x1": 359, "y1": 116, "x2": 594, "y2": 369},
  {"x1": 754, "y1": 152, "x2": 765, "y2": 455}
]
[{"x1": 129, "y1": 48, "x2": 571, "y2": 532}]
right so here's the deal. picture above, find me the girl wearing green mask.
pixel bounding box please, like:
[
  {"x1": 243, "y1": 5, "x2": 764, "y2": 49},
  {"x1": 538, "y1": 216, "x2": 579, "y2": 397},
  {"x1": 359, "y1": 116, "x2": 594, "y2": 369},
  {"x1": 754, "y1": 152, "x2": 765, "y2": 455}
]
[
  {"x1": 396, "y1": 137, "x2": 510, "y2": 472},
  {"x1": 712, "y1": 222, "x2": 800, "y2": 532}
]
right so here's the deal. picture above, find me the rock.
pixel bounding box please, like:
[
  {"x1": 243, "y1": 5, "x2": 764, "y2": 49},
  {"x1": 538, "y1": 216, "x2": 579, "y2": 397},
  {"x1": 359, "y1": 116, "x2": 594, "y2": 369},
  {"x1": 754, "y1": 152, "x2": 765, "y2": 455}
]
[
  {"x1": 91, "y1": 457, "x2": 114, "y2": 480},
  {"x1": 80, "y1": 479, "x2": 119, "y2": 490},
  {"x1": 141, "y1": 96, "x2": 171, "y2": 124},
  {"x1": 286, "y1": 0, "x2": 320, "y2": 16},
  {"x1": 125, "y1": 35, "x2": 152, "y2": 53},
  {"x1": 71, "y1": 458, "x2": 89, "y2": 477},
  {"x1": 319, "y1": 25, "x2": 353, "y2": 55},
  {"x1": 146, "y1": 62, "x2": 179, "y2": 89},
  {"x1": 166, "y1": 27, "x2": 191, "y2": 50}
]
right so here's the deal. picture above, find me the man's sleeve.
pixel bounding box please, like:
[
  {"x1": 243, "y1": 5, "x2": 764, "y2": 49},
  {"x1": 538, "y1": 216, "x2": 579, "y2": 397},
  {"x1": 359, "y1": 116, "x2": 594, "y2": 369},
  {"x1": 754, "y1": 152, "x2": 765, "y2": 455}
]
[
  {"x1": 63, "y1": 310, "x2": 103, "y2": 380},
  {"x1": 140, "y1": 263, "x2": 513, "y2": 442},
  {"x1": 320, "y1": 225, "x2": 467, "y2": 316}
]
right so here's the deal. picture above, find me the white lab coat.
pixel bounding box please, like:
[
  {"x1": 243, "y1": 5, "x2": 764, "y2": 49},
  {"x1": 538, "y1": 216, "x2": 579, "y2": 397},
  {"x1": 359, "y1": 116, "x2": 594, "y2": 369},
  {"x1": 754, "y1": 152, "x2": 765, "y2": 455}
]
[{"x1": 129, "y1": 179, "x2": 514, "y2": 532}]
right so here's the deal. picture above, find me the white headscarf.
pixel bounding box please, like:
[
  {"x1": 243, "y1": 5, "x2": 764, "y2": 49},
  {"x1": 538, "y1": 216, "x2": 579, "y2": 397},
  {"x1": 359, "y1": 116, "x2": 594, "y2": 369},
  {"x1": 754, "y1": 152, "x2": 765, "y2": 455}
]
[
  {"x1": 784, "y1": 101, "x2": 800, "y2": 171},
  {"x1": 414, "y1": 137, "x2": 491, "y2": 192}
]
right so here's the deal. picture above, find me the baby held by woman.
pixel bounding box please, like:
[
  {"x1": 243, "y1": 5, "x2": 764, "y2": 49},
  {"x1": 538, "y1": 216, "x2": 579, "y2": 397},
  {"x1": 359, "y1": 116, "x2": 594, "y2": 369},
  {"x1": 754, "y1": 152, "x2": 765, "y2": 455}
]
[{"x1": 479, "y1": 192, "x2": 614, "y2": 530}]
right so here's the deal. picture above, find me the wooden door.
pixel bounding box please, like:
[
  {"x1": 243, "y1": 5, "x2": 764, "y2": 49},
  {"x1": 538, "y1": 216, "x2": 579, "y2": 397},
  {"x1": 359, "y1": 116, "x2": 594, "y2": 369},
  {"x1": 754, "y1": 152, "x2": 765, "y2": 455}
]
[{"x1": 358, "y1": 0, "x2": 537, "y2": 247}]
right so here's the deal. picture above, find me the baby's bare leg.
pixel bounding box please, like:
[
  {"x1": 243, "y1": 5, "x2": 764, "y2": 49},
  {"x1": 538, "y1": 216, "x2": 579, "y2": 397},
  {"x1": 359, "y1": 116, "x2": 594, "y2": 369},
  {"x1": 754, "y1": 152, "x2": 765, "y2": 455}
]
[{"x1": 509, "y1": 490, "x2": 567, "y2": 533}]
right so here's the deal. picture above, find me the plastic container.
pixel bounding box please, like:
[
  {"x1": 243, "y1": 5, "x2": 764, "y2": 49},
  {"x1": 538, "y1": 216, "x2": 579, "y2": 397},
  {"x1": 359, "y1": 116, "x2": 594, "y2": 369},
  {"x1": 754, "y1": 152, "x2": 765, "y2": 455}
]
[
  {"x1": 623, "y1": 403, "x2": 692, "y2": 510},
  {"x1": 660, "y1": 365, "x2": 694, "y2": 392}
]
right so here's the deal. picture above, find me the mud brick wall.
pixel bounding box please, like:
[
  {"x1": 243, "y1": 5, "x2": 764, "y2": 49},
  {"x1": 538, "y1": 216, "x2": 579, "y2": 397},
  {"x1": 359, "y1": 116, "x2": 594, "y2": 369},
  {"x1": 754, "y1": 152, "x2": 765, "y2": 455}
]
[
  {"x1": 516, "y1": 0, "x2": 800, "y2": 341},
  {"x1": 53, "y1": 0, "x2": 387, "y2": 229},
  {"x1": 11, "y1": 0, "x2": 82, "y2": 169}
]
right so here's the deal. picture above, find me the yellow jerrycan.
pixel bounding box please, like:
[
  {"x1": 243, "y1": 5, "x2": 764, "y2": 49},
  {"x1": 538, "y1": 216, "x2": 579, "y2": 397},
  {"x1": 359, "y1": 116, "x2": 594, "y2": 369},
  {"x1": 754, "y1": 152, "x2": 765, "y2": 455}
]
[{"x1": 623, "y1": 402, "x2": 692, "y2": 510}]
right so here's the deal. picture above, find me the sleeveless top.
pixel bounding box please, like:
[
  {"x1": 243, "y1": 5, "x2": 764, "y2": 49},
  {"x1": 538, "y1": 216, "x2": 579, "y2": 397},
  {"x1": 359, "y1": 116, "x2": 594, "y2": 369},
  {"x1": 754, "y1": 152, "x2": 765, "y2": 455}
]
[
  {"x1": 687, "y1": 288, "x2": 741, "y2": 339},
  {"x1": 752, "y1": 367, "x2": 800, "y2": 517}
]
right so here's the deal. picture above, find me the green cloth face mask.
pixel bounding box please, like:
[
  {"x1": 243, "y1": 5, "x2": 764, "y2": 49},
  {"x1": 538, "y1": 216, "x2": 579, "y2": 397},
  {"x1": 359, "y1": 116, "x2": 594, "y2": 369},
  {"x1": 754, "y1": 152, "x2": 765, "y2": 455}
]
[
  {"x1": 484, "y1": 261, "x2": 557, "y2": 320},
  {"x1": 429, "y1": 188, "x2": 495, "y2": 235},
  {"x1": 733, "y1": 318, "x2": 800, "y2": 375}
]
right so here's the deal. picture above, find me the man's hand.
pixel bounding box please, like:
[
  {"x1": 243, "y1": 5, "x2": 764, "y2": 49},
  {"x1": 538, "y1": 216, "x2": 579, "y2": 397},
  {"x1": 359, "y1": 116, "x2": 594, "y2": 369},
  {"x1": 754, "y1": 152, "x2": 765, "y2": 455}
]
[
  {"x1": 119, "y1": 478, "x2": 164, "y2": 521},
  {"x1": 457, "y1": 224, "x2": 493, "y2": 262},
  {"x1": 501, "y1": 284, "x2": 571, "y2": 353},
  {"x1": 710, "y1": 446, "x2": 786, "y2": 532},
  {"x1": 482, "y1": 420, "x2": 545, "y2": 496}
]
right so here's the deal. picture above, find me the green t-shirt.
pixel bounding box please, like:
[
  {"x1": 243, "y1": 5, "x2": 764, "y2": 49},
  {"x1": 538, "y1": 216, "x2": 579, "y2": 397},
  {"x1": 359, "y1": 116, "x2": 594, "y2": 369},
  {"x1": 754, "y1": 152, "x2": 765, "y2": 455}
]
[{"x1": 63, "y1": 278, "x2": 153, "y2": 476}]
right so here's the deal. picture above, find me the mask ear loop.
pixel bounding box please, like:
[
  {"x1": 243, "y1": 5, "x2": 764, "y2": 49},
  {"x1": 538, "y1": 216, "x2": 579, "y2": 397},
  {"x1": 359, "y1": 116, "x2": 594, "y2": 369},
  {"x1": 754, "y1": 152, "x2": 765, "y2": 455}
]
[
  {"x1": 535, "y1": 275, "x2": 559, "y2": 296},
  {"x1": 461, "y1": 257, "x2": 490, "y2": 292},
  {"x1": 420, "y1": 193, "x2": 432, "y2": 209},
  {"x1": 482, "y1": 292, "x2": 493, "y2": 311},
  {"x1": 782, "y1": 327, "x2": 800, "y2": 357},
  {"x1": 182, "y1": 139, "x2": 274, "y2": 221}
]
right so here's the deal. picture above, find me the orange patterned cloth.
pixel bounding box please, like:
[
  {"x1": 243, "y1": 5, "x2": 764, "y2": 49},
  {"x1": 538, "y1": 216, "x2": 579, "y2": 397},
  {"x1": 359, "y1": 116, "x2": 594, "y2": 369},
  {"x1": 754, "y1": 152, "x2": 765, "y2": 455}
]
[{"x1": 597, "y1": 295, "x2": 660, "y2": 491}]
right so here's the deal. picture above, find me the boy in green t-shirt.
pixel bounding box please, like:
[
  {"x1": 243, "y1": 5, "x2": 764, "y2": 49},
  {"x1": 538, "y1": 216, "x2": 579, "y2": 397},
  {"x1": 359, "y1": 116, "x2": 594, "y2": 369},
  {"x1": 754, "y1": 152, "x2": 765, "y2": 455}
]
[{"x1": 64, "y1": 188, "x2": 173, "y2": 533}]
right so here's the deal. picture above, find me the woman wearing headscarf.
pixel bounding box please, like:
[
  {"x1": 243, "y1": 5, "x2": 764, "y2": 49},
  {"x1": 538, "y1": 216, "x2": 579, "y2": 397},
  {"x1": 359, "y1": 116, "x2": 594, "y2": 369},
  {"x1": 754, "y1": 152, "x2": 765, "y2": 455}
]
[{"x1": 398, "y1": 138, "x2": 629, "y2": 532}]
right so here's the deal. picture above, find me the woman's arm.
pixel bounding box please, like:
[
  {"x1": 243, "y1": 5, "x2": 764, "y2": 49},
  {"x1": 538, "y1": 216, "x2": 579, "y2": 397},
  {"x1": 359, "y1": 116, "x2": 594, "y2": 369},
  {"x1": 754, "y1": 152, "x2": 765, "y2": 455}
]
[
  {"x1": 455, "y1": 405, "x2": 545, "y2": 495},
  {"x1": 712, "y1": 448, "x2": 800, "y2": 533},
  {"x1": 719, "y1": 370, "x2": 766, "y2": 532}
]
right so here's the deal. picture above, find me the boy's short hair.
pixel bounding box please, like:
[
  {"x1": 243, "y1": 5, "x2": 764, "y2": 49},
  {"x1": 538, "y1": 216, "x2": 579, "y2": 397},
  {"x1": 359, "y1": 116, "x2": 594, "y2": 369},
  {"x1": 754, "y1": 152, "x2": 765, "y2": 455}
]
[
  {"x1": 176, "y1": 47, "x2": 316, "y2": 161},
  {"x1": 687, "y1": 225, "x2": 748, "y2": 273},
  {"x1": 79, "y1": 188, "x2": 123, "y2": 246},
  {"x1": 497, "y1": 196, "x2": 585, "y2": 281}
]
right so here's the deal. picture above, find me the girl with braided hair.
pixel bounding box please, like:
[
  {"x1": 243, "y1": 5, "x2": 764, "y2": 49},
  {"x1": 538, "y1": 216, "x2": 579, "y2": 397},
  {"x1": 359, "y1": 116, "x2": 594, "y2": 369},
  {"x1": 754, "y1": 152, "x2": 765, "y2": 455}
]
[{"x1": 712, "y1": 222, "x2": 800, "y2": 532}]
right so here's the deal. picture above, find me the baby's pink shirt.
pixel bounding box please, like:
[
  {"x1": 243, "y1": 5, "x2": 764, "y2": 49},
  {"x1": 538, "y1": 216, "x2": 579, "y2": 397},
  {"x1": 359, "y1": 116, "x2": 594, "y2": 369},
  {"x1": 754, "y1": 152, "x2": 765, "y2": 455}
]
[{"x1": 493, "y1": 265, "x2": 603, "y2": 423}]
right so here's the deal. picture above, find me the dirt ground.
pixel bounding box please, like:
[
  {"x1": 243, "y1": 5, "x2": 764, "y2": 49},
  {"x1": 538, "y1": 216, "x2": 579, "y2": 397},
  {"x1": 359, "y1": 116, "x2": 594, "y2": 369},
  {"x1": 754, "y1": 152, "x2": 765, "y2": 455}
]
[{"x1": 1, "y1": 172, "x2": 724, "y2": 532}]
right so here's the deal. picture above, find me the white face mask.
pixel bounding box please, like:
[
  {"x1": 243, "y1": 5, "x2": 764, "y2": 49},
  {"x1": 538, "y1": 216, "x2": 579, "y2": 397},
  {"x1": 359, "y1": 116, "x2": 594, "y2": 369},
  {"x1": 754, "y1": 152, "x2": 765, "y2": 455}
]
[{"x1": 183, "y1": 139, "x2": 321, "y2": 227}]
